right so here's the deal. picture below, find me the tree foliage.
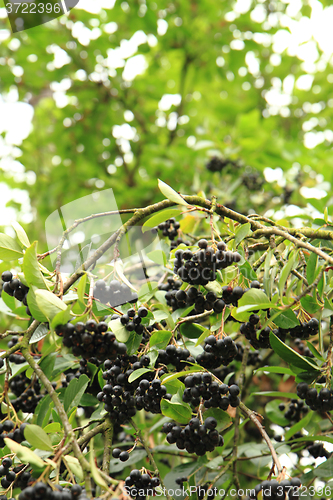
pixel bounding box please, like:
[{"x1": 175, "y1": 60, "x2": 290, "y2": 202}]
[{"x1": 0, "y1": 181, "x2": 333, "y2": 499}]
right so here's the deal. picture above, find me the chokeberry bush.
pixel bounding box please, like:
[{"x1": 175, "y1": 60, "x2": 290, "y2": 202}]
[{"x1": 1, "y1": 179, "x2": 333, "y2": 500}]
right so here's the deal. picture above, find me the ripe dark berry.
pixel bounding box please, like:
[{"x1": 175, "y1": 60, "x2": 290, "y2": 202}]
[
  {"x1": 112, "y1": 448, "x2": 121, "y2": 459},
  {"x1": 1, "y1": 271, "x2": 13, "y2": 282},
  {"x1": 137, "y1": 307, "x2": 148, "y2": 317},
  {"x1": 119, "y1": 451, "x2": 130, "y2": 462},
  {"x1": 204, "y1": 417, "x2": 217, "y2": 430}
]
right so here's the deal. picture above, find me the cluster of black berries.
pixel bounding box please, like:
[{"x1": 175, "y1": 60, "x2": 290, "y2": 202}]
[
  {"x1": 297, "y1": 383, "x2": 333, "y2": 412},
  {"x1": 170, "y1": 237, "x2": 191, "y2": 250},
  {"x1": 1, "y1": 271, "x2": 31, "y2": 316},
  {"x1": 0, "y1": 421, "x2": 27, "y2": 447},
  {"x1": 248, "y1": 478, "x2": 301, "y2": 500},
  {"x1": 124, "y1": 469, "x2": 160, "y2": 499},
  {"x1": 155, "y1": 345, "x2": 195, "y2": 373},
  {"x1": 55, "y1": 320, "x2": 127, "y2": 362},
  {"x1": 164, "y1": 286, "x2": 225, "y2": 314},
  {"x1": 294, "y1": 339, "x2": 314, "y2": 358},
  {"x1": 240, "y1": 316, "x2": 286, "y2": 349},
  {"x1": 174, "y1": 240, "x2": 241, "y2": 286},
  {"x1": 182, "y1": 373, "x2": 240, "y2": 410},
  {"x1": 206, "y1": 157, "x2": 232, "y2": 173},
  {"x1": 222, "y1": 286, "x2": 246, "y2": 306},
  {"x1": 158, "y1": 277, "x2": 181, "y2": 293},
  {"x1": 135, "y1": 378, "x2": 170, "y2": 413},
  {"x1": 279, "y1": 400, "x2": 309, "y2": 423},
  {"x1": 18, "y1": 483, "x2": 86, "y2": 500},
  {"x1": 279, "y1": 319, "x2": 319, "y2": 340},
  {"x1": 119, "y1": 307, "x2": 148, "y2": 335},
  {"x1": 198, "y1": 484, "x2": 217, "y2": 500},
  {"x1": 0, "y1": 457, "x2": 17, "y2": 490},
  {"x1": 9, "y1": 368, "x2": 44, "y2": 413},
  {"x1": 158, "y1": 218, "x2": 180, "y2": 241},
  {"x1": 241, "y1": 169, "x2": 265, "y2": 191},
  {"x1": 307, "y1": 442, "x2": 330, "y2": 459},
  {"x1": 196, "y1": 336, "x2": 238, "y2": 368},
  {"x1": 93, "y1": 279, "x2": 138, "y2": 307},
  {"x1": 7, "y1": 336, "x2": 25, "y2": 365},
  {"x1": 112, "y1": 448, "x2": 130, "y2": 462},
  {"x1": 162, "y1": 417, "x2": 223, "y2": 456},
  {"x1": 97, "y1": 354, "x2": 152, "y2": 423}
]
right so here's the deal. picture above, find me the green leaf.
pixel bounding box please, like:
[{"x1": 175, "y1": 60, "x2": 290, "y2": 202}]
[
  {"x1": 89, "y1": 442, "x2": 108, "y2": 489},
  {"x1": 142, "y1": 209, "x2": 183, "y2": 232},
  {"x1": 39, "y1": 353, "x2": 56, "y2": 382},
  {"x1": 50, "y1": 306, "x2": 72, "y2": 330},
  {"x1": 265, "y1": 400, "x2": 290, "y2": 426},
  {"x1": 306, "y1": 252, "x2": 319, "y2": 285},
  {"x1": 35, "y1": 289, "x2": 67, "y2": 321},
  {"x1": 161, "y1": 366, "x2": 205, "y2": 384},
  {"x1": 158, "y1": 179, "x2": 189, "y2": 207},
  {"x1": 79, "y1": 394, "x2": 99, "y2": 406},
  {"x1": 29, "y1": 324, "x2": 49, "y2": 344},
  {"x1": 269, "y1": 331, "x2": 321, "y2": 372},
  {"x1": 27, "y1": 288, "x2": 48, "y2": 323},
  {"x1": 11, "y1": 220, "x2": 30, "y2": 248},
  {"x1": 64, "y1": 374, "x2": 89, "y2": 414},
  {"x1": 306, "y1": 341, "x2": 325, "y2": 362},
  {"x1": 24, "y1": 424, "x2": 53, "y2": 451},
  {"x1": 300, "y1": 295, "x2": 321, "y2": 314},
  {"x1": 273, "y1": 309, "x2": 300, "y2": 329},
  {"x1": 234, "y1": 223, "x2": 252, "y2": 247},
  {"x1": 109, "y1": 318, "x2": 130, "y2": 342},
  {"x1": 23, "y1": 242, "x2": 49, "y2": 290},
  {"x1": 4, "y1": 438, "x2": 46, "y2": 468},
  {"x1": 0, "y1": 297, "x2": 16, "y2": 317},
  {"x1": 43, "y1": 422, "x2": 62, "y2": 433},
  {"x1": 63, "y1": 456, "x2": 83, "y2": 480},
  {"x1": 147, "y1": 250, "x2": 167, "y2": 266},
  {"x1": 160, "y1": 399, "x2": 192, "y2": 424},
  {"x1": 128, "y1": 368, "x2": 153, "y2": 383},
  {"x1": 279, "y1": 252, "x2": 298, "y2": 301},
  {"x1": 238, "y1": 259, "x2": 257, "y2": 282},
  {"x1": 195, "y1": 328, "x2": 211, "y2": 346},
  {"x1": 284, "y1": 411, "x2": 313, "y2": 441},
  {"x1": 236, "y1": 289, "x2": 273, "y2": 315},
  {"x1": 254, "y1": 366, "x2": 293, "y2": 376},
  {"x1": 126, "y1": 331, "x2": 142, "y2": 356},
  {"x1": 180, "y1": 322, "x2": 207, "y2": 340},
  {"x1": 77, "y1": 274, "x2": 87, "y2": 303},
  {"x1": 0, "y1": 233, "x2": 23, "y2": 260},
  {"x1": 149, "y1": 330, "x2": 173, "y2": 350},
  {"x1": 252, "y1": 391, "x2": 297, "y2": 398},
  {"x1": 35, "y1": 395, "x2": 53, "y2": 427}
]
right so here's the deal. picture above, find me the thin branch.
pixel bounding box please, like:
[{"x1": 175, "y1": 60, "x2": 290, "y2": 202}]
[{"x1": 239, "y1": 402, "x2": 282, "y2": 474}]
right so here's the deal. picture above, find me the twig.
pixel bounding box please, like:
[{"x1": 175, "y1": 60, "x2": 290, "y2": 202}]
[
  {"x1": 102, "y1": 416, "x2": 114, "y2": 474},
  {"x1": 239, "y1": 402, "x2": 282, "y2": 474}
]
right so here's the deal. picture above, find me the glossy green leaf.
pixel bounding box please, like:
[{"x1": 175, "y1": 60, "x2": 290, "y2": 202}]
[
  {"x1": 128, "y1": 368, "x2": 153, "y2": 383},
  {"x1": 0, "y1": 233, "x2": 23, "y2": 261},
  {"x1": 160, "y1": 399, "x2": 192, "y2": 424},
  {"x1": 24, "y1": 424, "x2": 53, "y2": 451},
  {"x1": 35, "y1": 289, "x2": 67, "y2": 321},
  {"x1": 64, "y1": 374, "x2": 89, "y2": 414},
  {"x1": 269, "y1": 331, "x2": 320, "y2": 372},
  {"x1": 11, "y1": 220, "x2": 30, "y2": 247},
  {"x1": 142, "y1": 209, "x2": 183, "y2": 232},
  {"x1": 149, "y1": 330, "x2": 172, "y2": 349},
  {"x1": 158, "y1": 179, "x2": 189, "y2": 207},
  {"x1": 23, "y1": 242, "x2": 49, "y2": 290}
]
